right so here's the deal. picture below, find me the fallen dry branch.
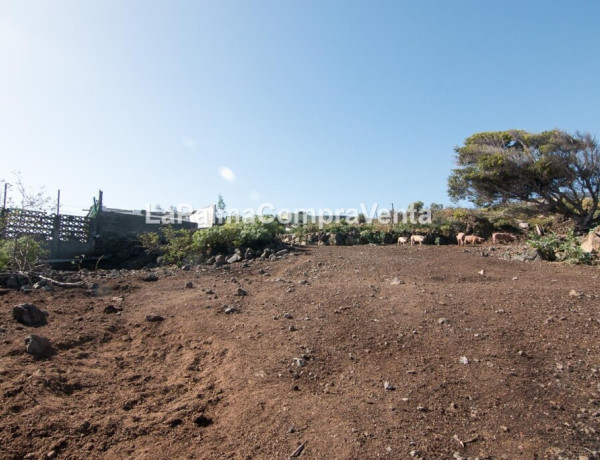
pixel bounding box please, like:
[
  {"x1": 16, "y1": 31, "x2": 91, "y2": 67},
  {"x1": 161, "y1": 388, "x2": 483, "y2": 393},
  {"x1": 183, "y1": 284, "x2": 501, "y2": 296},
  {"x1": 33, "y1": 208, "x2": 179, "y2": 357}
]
[{"x1": 34, "y1": 274, "x2": 85, "y2": 287}]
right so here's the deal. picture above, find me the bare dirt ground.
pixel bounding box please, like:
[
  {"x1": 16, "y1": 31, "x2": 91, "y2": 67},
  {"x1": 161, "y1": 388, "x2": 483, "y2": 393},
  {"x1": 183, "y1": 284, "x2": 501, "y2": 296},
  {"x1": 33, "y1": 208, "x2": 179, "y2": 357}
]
[{"x1": 1, "y1": 245, "x2": 600, "y2": 460}]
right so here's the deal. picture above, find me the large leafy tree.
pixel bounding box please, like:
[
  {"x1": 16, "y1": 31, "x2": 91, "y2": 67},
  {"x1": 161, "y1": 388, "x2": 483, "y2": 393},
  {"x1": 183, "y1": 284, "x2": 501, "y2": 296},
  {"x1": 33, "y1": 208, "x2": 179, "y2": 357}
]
[{"x1": 448, "y1": 130, "x2": 600, "y2": 228}]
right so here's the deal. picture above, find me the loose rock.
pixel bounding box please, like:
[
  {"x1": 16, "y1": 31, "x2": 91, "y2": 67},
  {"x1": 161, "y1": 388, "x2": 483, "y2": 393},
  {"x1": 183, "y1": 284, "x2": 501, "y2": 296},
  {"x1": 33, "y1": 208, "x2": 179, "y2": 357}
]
[
  {"x1": 25, "y1": 334, "x2": 52, "y2": 356},
  {"x1": 145, "y1": 314, "x2": 165, "y2": 322},
  {"x1": 13, "y1": 304, "x2": 48, "y2": 326},
  {"x1": 227, "y1": 253, "x2": 242, "y2": 264}
]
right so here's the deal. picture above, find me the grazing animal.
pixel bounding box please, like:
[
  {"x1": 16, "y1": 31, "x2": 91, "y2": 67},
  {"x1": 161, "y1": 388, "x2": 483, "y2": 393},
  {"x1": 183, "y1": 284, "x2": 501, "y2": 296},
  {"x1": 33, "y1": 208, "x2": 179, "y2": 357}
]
[
  {"x1": 397, "y1": 236, "x2": 408, "y2": 246},
  {"x1": 456, "y1": 232, "x2": 466, "y2": 246},
  {"x1": 492, "y1": 232, "x2": 516, "y2": 244},
  {"x1": 464, "y1": 235, "x2": 485, "y2": 245},
  {"x1": 410, "y1": 235, "x2": 425, "y2": 246}
]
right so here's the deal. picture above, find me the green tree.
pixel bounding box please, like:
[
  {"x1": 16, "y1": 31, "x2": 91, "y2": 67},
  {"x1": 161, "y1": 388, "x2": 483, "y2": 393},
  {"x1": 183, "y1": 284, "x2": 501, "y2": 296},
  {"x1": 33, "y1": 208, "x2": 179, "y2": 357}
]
[
  {"x1": 216, "y1": 194, "x2": 226, "y2": 223},
  {"x1": 448, "y1": 130, "x2": 600, "y2": 228},
  {"x1": 409, "y1": 201, "x2": 424, "y2": 213}
]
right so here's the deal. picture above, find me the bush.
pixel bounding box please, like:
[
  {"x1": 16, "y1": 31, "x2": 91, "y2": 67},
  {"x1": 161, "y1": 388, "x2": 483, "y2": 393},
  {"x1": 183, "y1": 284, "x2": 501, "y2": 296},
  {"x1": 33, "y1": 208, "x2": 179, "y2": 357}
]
[
  {"x1": 138, "y1": 228, "x2": 196, "y2": 265},
  {"x1": 193, "y1": 220, "x2": 283, "y2": 255},
  {"x1": 0, "y1": 236, "x2": 47, "y2": 271},
  {"x1": 0, "y1": 243, "x2": 9, "y2": 270},
  {"x1": 527, "y1": 230, "x2": 593, "y2": 265}
]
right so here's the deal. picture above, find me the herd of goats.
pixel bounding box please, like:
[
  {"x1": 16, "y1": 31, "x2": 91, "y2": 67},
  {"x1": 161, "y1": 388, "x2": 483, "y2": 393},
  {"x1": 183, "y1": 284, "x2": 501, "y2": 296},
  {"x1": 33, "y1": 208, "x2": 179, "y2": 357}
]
[{"x1": 398, "y1": 232, "x2": 516, "y2": 246}]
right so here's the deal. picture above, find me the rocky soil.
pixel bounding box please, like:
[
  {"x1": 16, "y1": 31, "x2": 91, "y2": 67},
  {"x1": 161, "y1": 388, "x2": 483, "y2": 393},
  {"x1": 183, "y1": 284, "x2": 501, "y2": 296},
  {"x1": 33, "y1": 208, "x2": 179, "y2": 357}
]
[{"x1": 1, "y1": 245, "x2": 599, "y2": 459}]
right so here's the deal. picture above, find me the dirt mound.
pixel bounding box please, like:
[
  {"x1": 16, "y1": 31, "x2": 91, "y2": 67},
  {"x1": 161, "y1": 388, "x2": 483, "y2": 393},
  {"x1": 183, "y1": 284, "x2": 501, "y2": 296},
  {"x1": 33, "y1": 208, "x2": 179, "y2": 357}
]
[{"x1": 1, "y1": 246, "x2": 599, "y2": 459}]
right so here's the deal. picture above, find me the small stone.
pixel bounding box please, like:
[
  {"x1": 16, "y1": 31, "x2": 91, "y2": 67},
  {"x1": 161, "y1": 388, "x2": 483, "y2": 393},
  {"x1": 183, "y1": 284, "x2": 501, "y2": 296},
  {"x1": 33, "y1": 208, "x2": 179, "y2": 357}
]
[
  {"x1": 235, "y1": 287, "x2": 247, "y2": 297},
  {"x1": 142, "y1": 273, "x2": 159, "y2": 282},
  {"x1": 569, "y1": 289, "x2": 583, "y2": 298},
  {"x1": 459, "y1": 356, "x2": 469, "y2": 365},
  {"x1": 227, "y1": 253, "x2": 242, "y2": 264},
  {"x1": 103, "y1": 305, "x2": 121, "y2": 314},
  {"x1": 390, "y1": 277, "x2": 405, "y2": 285},
  {"x1": 416, "y1": 405, "x2": 427, "y2": 412},
  {"x1": 167, "y1": 418, "x2": 183, "y2": 428},
  {"x1": 437, "y1": 317, "x2": 449, "y2": 325},
  {"x1": 283, "y1": 312, "x2": 293, "y2": 319},
  {"x1": 294, "y1": 358, "x2": 306, "y2": 367},
  {"x1": 193, "y1": 414, "x2": 213, "y2": 427},
  {"x1": 185, "y1": 281, "x2": 194, "y2": 289},
  {"x1": 25, "y1": 334, "x2": 52, "y2": 356},
  {"x1": 13, "y1": 304, "x2": 48, "y2": 326},
  {"x1": 478, "y1": 270, "x2": 485, "y2": 275},
  {"x1": 181, "y1": 265, "x2": 191, "y2": 271},
  {"x1": 384, "y1": 381, "x2": 395, "y2": 391},
  {"x1": 289, "y1": 325, "x2": 298, "y2": 332},
  {"x1": 145, "y1": 314, "x2": 164, "y2": 322}
]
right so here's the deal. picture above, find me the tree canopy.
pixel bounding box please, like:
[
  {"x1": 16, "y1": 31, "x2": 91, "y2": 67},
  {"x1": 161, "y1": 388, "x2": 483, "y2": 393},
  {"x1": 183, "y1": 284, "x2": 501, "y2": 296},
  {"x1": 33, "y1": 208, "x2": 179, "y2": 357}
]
[{"x1": 448, "y1": 129, "x2": 600, "y2": 228}]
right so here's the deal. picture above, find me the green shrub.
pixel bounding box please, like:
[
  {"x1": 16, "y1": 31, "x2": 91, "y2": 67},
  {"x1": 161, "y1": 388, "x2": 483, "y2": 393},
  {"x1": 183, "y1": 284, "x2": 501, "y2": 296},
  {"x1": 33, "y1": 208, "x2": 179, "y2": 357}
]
[
  {"x1": 0, "y1": 242, "x2": 9, "y2": 270},
  {"x1": 0, "y1": 236, "x2": 47, "y2": 270},
  {"x1": 527, "y1": 230, "x2": 593, "y2": 265},
  {"x1": 238, "y1": 220, "x2": 283, "y2": 248},
  {"x1": 192, "y1": 220, "x2": 283, "y2": 255},
  {"x1": 138, "y1": 228, "x2": 196, "y2": 265}
]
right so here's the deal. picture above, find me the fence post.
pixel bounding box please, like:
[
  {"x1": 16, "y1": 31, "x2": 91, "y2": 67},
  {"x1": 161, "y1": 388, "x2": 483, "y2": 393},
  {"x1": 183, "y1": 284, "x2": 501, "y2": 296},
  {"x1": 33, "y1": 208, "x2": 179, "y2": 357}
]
[{"x1": 50, "y1": 214, "x2": 61, "y2": 260}]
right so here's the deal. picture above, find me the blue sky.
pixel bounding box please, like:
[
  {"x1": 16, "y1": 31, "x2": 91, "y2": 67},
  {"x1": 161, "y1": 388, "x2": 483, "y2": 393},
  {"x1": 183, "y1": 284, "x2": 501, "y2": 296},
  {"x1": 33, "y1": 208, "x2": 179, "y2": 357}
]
[{"x1": 1, "y1": 0, "x2": 599, "y2": 215}]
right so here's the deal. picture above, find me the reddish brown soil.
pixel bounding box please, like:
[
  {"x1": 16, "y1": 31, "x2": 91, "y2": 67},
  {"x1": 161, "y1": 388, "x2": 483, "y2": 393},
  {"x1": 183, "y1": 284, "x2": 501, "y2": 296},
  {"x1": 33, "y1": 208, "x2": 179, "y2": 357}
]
[{"x1": 1, "y1": 245, "x2": 600, "y2": 460}]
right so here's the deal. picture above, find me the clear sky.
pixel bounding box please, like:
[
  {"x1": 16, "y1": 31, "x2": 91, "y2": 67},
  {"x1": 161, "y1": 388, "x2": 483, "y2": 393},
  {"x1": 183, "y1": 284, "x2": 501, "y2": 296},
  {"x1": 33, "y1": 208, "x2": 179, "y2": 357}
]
[{"x1": 1, "y1": 0, "x2": 599, "y2": 215}]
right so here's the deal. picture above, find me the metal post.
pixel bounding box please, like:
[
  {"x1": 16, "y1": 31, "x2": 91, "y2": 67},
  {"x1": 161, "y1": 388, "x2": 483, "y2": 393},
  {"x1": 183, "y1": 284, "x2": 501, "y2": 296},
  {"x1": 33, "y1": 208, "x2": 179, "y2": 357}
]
[{"x1": 56, "y1": 189, "x2": 61, "y2": 215}]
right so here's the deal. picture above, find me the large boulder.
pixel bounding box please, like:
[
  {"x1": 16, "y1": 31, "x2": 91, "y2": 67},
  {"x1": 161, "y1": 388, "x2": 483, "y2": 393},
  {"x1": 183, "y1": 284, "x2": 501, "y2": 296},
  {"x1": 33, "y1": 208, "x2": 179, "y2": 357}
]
[
  {"x1": 13, "y1": 304, "x2": 48, "y2": 327},
  {"x1": 581, "y1": 226, "x2": 600, "y2": 253}
]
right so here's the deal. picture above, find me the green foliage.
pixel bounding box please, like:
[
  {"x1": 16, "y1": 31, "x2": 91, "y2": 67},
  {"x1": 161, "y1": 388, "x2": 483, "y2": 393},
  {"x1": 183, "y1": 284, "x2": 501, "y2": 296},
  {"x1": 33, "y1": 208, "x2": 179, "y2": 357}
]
[
  {"x1": 0, "y1": 243, "x2": 10, "y2": 270},
  {"x1": 238, "y1": 220, "x2": 283, "y2": 248},
  {"x1": 138, "y1": 232, "x2": 161, "y2": 254},
  {"x1": 359, "y1": 228, "x2": 386, "y2": 244},
  {"x1": 193, "y1": 220, "x2": 283, "y2": 255},
  {"x1": 448, "y1": 129, "x2": 600, "y2": 228},
  {"x1": 527, "y1": 230, "x2": 593, "y2": 265},
  {"x1": 138, "y1": 228, "x2": 195, "y2": 265},
  {"x1": 161, "y1": 227, "x2": 195, "y2": 264},
  {"x1": 409, "y1": 201, "x2": 424, "y2": 213},
  {"x1": 0, "y1": 236, "x2": 47, "y2": 270},
  {"x1": 217, "y1": 194, "x2": 226, "y2": 212}
]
